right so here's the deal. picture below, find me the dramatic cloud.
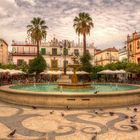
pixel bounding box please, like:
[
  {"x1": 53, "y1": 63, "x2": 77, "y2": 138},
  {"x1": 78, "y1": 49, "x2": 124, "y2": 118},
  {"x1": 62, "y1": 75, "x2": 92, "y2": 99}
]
[{"x1": 0, "y1": 0, "x2": 140, "y2": 50}]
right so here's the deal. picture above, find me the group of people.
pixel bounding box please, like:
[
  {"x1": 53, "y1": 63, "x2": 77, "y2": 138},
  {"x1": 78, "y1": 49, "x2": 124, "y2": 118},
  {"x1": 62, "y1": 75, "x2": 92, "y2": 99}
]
[
  {"x1": 0, "y1": 73, "x2": 92, "y2": 86},
  {"x1": 0, "y1": 74, "x2": 58, "y2": 85}
]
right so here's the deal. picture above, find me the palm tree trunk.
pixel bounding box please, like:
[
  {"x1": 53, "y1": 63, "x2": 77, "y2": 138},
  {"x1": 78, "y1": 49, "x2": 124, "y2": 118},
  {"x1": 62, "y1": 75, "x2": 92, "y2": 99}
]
[
  {"x1": 83, "y1": 33, "x2": 86, "y2": 55},
  {"x1": 37, "y1": 41, "x2": 39, "y2": 57}
]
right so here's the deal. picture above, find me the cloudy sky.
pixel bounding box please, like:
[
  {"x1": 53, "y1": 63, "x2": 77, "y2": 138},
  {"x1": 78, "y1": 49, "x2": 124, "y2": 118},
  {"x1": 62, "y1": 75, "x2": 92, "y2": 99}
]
[{"x1": 0, "y1": 0, "x2": 140, "y2": 50}]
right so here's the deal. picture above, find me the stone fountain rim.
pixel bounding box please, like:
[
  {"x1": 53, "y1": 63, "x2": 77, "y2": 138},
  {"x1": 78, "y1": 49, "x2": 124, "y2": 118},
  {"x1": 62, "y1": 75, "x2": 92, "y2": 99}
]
[{"x1": 0, "y1": 83, "x2": 140, "y2": 96}]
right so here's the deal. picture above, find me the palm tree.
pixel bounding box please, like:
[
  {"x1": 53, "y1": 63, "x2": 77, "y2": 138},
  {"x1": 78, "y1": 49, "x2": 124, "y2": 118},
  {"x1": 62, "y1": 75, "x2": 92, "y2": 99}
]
[
  {"x1": 73, "y1": 12, "x2": 94, "y2": 55},
  {"x1": 27, "y1": 17, "x2": 48, "y2": 56}
]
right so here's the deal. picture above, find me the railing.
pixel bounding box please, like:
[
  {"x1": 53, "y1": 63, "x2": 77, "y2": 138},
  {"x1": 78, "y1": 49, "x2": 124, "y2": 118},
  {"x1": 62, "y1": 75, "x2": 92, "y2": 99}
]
[
  {"x1": 12, "y1": 40, "x2": 36, "y2": 45},
  {"x1": 45, "y1": 52, "x2": 74, "y2": 56},
  {"x1": 95, "y1": 58, "x2": 118, "y2": 62},
  {"x1": 12, "y1": 52, "x2": 37, "y2": 56}
]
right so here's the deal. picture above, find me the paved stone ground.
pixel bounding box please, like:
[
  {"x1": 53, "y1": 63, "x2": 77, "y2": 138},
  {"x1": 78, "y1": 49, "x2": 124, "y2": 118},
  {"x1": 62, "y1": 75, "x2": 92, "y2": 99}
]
[{"x1": 0, "y1": 101, "x2": 140, "y2": 140}]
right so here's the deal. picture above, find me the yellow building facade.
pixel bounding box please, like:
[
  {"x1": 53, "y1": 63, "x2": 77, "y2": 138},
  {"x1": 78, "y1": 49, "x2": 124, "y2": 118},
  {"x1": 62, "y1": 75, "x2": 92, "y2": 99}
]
[
  {"x1": 127, "y1": 31, "x2": 140, "y2": 64},
  {"x1": 94, "y1": 47, "x2": 119, "y2": 66},
  {"x1": 0, "y1": 39, "x2": 8, "y2": 64}
]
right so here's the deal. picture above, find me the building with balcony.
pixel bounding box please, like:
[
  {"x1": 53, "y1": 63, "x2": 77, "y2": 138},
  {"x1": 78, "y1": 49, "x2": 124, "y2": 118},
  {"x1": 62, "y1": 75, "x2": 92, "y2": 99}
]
[
  {"x1": 40, "y1": 37, "x2": 95, "y2": 70},
  {"x1": 127, "y1": 31, "x2": 140, "y2": 64},
  {"x1": 11, "y1": 38, "x2": 95, "y2": 69},
  {"x1": 11, "y1": 41, "x2": 37, "y2": 65},
  {"x1": 0, "y1": 39, "x2": 8, "y2": 64},
  {"x1": 118, "y1": 46, "x2": 128, "y2": 61},
  {"x1": 94, "y1": 47, "x2": 119, "y2": 66}
]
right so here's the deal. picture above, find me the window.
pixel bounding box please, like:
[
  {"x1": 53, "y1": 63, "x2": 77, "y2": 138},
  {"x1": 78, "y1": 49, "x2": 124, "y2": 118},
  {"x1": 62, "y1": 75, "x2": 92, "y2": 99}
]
[
  {"x1": 29, "y1": 59, "x2": 33, "y2": 64},
  {"x1": 17, "y1": 59, "x2": 24, "y2": 66},
  {"x1": 137, "y1": 58, "x2": 140, "y2": 64},
  {"x1": 30, "y1": 47, "x2": 35, "y2": 54},
  {"x1": 41, "y1": 48, "x2": 46, "y2": 55},
  {"x1": 129, "y1": 44, "x2": 132, "y2": 51},
  {"x1": 100, "y1": 56, "x2": 103, "y2": 61},
  {"x1": 52, "y1": 48, "x2": 57, "y2": 55},
  {"x1": 24, "y1": 47, "x2": 28, "y2": 53},
  {"x1": 137, "y1": 41, "x2": 140, "y2": 49},
  {"x1": 51, "y1": 59, "x2": 58, "y2": 68},
  {"x1": 63, "y1": 48, "x2": 68, "y2": 55},
  {"x1": 74, "y1": 49, "x2": 79, "y2": 56}
]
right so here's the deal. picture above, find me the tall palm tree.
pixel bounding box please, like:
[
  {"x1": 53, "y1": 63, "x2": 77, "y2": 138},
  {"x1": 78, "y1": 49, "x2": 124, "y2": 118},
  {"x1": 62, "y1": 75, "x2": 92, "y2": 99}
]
[
  {"x1": 73, "y1": 12, "x2": 94, "y2": 55},
  {"x1": 27, "y1": 17, "x2": 48, "y2": 56}
]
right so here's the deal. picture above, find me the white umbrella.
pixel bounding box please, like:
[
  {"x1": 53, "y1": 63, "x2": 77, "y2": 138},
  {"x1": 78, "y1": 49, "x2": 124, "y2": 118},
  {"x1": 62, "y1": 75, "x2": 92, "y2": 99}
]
[
  {"x1": 66, "y1": 71, "x2": 73, "y2": 75},
  {"x1": 41, "y1": 70, "x2": 62, "y2": 75},
  {"x1": 113, "y1": 70, "x2": 126, "y2": 74},
  {"x1": 66, "y1": 71, "x2": 89, "y2": 75},
  {"x1": 9, "y1": 69, "x2": 25, "y2": 75},
  {"x1": 41, "y1": 70, "x2": 89, "y2": 75},
  {"x1": 97, "y1": 70, "x2": 114, "y2": 74},
  {"x1": 0, "y1": 69, "x2": 25, "y2": 75},
  {"x1": 76, "y1": 71, "x2": 89, "y2": 74},
  {"x1": 0, "y1": 69, "x2": 5, "y2": 73},
  {"x1": 0, "y1": 69, "x2": 11, "y2": 73},
  {"x1": 119, "y1": 70, "x2": 127, "y2": 74}
]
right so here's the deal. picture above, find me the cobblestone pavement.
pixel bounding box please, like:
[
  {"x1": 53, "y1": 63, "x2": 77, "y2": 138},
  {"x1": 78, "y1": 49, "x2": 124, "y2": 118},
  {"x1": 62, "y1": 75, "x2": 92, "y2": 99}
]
[{"x1": 0, "y1": 101, "x2": 140, "y2": 140}]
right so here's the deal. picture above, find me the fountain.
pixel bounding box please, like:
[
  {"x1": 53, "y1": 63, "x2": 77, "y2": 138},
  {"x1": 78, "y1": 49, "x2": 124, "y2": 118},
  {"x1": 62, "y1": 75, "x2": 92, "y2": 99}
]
[
  {"x1": 0, "y1": 57, "x2": 140, "y2": 108},
  {"x1": 57, "y1": 56, "x2": 92, "y2": 89}
]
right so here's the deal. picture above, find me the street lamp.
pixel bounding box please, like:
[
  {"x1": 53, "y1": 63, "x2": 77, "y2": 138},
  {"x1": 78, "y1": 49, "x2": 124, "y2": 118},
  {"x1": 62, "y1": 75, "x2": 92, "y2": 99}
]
[{"x1": 60, "y1": 40, "x2": 70, "y2": 75}]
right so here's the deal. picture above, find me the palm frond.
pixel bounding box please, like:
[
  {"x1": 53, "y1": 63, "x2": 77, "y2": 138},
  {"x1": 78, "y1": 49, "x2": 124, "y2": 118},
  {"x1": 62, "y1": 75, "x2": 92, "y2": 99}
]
[{"x1": 73, "y1": 12, "x2": 94, "y2": 35}]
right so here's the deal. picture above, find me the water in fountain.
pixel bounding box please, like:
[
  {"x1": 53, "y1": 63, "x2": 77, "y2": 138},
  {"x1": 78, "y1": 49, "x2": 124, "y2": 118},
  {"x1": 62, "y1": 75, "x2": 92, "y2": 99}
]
[
  {"x1": 33, "y1": 77, "x2": 36, "y2": 88},
  {"x1": 60, "y1": 86, "x2": 63, "y2": 92},
  {"x1": 115, "y1": 84, "x2": 118, "y2": 90}
]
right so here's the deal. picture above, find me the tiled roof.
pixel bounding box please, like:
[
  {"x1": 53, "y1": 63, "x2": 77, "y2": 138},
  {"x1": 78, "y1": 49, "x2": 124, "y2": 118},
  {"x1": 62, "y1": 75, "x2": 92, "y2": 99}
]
[{"x1": 95, "y1": 47, "x2": 118, "y2": 55}]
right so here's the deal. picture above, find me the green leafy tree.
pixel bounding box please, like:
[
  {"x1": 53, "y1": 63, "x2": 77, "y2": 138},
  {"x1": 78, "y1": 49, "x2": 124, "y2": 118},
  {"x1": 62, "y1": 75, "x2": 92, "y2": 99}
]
[
  {"x1": 27, "y1": 17, "x2": 48, "y2": 56},
  {"x1": 104, "y1": 63, "x2": 117, "y2": 70},
  {"x1": 1, "y1": 64, "x2": 17, "y2": 69},
  {"x1": 80, "y1": 52, "x2": 93, "y2": 72},
  {"x1": 126, "y1": 63, "x2": 138, "y2": 73},
  {"x1": 29, "y1": 55, "x2": 47, "y2": 75},
  {"x1": 103, "y1": 61, "x2": 128, "y2": 71},
  {"x1": 91, "y1": 65, "x2": 104, "y2": 79},
  {"x1": 19, "y1": 62, "x2": 29, "y2": 73},
  {"x1": 73, "y1": 12, "x2": 94, "y2": 54},
  {"x1": 114, "y1": 61, "x2": 127, "y2": 70},
  {"x1": 136, "y1": 64, "x2": 140, "y2": 74}
]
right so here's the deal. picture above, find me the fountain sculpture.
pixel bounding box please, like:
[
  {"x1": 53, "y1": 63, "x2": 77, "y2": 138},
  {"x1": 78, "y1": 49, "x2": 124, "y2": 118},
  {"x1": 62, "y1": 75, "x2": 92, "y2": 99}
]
[{"x1": 57, "y1": 56, "x2": 92, "y2": 89}]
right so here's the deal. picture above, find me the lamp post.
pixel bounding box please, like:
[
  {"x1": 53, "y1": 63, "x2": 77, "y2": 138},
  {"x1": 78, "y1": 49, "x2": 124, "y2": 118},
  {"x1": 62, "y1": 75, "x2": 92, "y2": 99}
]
[{"x1": 60, "y1": 40, "x2": 70, "y2": 75}]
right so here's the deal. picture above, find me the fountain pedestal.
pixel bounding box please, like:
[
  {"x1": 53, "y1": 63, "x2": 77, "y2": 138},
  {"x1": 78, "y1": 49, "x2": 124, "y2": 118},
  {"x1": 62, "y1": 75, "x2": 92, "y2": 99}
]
[
  {"x1": 57, "y1": 56, "x2": 92, "y2": 90},
  {"x1": 57, "y1": 75, "x2": 71, "y2": 83},
  {"x1": 58, "y1": 82, "x2": 92, "y2": 89}
]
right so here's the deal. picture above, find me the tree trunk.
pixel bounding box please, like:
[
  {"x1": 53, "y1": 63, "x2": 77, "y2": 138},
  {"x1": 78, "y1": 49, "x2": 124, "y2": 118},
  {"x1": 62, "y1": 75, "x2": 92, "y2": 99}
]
[
  {"x1": 37, "y1": 41, "x2": 39, "y2": 57},
  {"x1": 83, "y1": 33, "x2": 86, "y2": 55}
]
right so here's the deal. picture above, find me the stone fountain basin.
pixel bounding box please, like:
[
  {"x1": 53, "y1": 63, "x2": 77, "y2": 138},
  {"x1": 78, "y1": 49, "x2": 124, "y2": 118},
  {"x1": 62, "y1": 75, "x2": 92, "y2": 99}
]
[{"x1": 0, "y1": 83, "x2": 140, "y2": 108}]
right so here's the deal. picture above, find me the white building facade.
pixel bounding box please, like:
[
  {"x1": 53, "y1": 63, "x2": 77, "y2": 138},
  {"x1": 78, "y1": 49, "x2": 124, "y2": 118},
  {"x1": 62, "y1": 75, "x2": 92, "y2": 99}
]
[
  {"x1": 11, "y1": 41, "x2": 37, "y2": 65},
  {"x1": 118, "y1": 46, "x2": 128, "y2": 61},
  {"x1": 11, "y1": 38, "x2": 95, "y2": 69},
  {"x1": 40, "y1": 38, "x2": 95, "y2": 70}
]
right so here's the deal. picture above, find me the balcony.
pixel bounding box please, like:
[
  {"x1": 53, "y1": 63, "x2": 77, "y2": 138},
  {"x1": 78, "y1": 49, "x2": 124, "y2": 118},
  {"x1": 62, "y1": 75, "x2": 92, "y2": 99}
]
[
  {"x1": 46, "y1": 52, "x2": 73, "y2": 56},
  {"x1": 12, "y1": 52, "x2": 37, "y2": 56}
]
